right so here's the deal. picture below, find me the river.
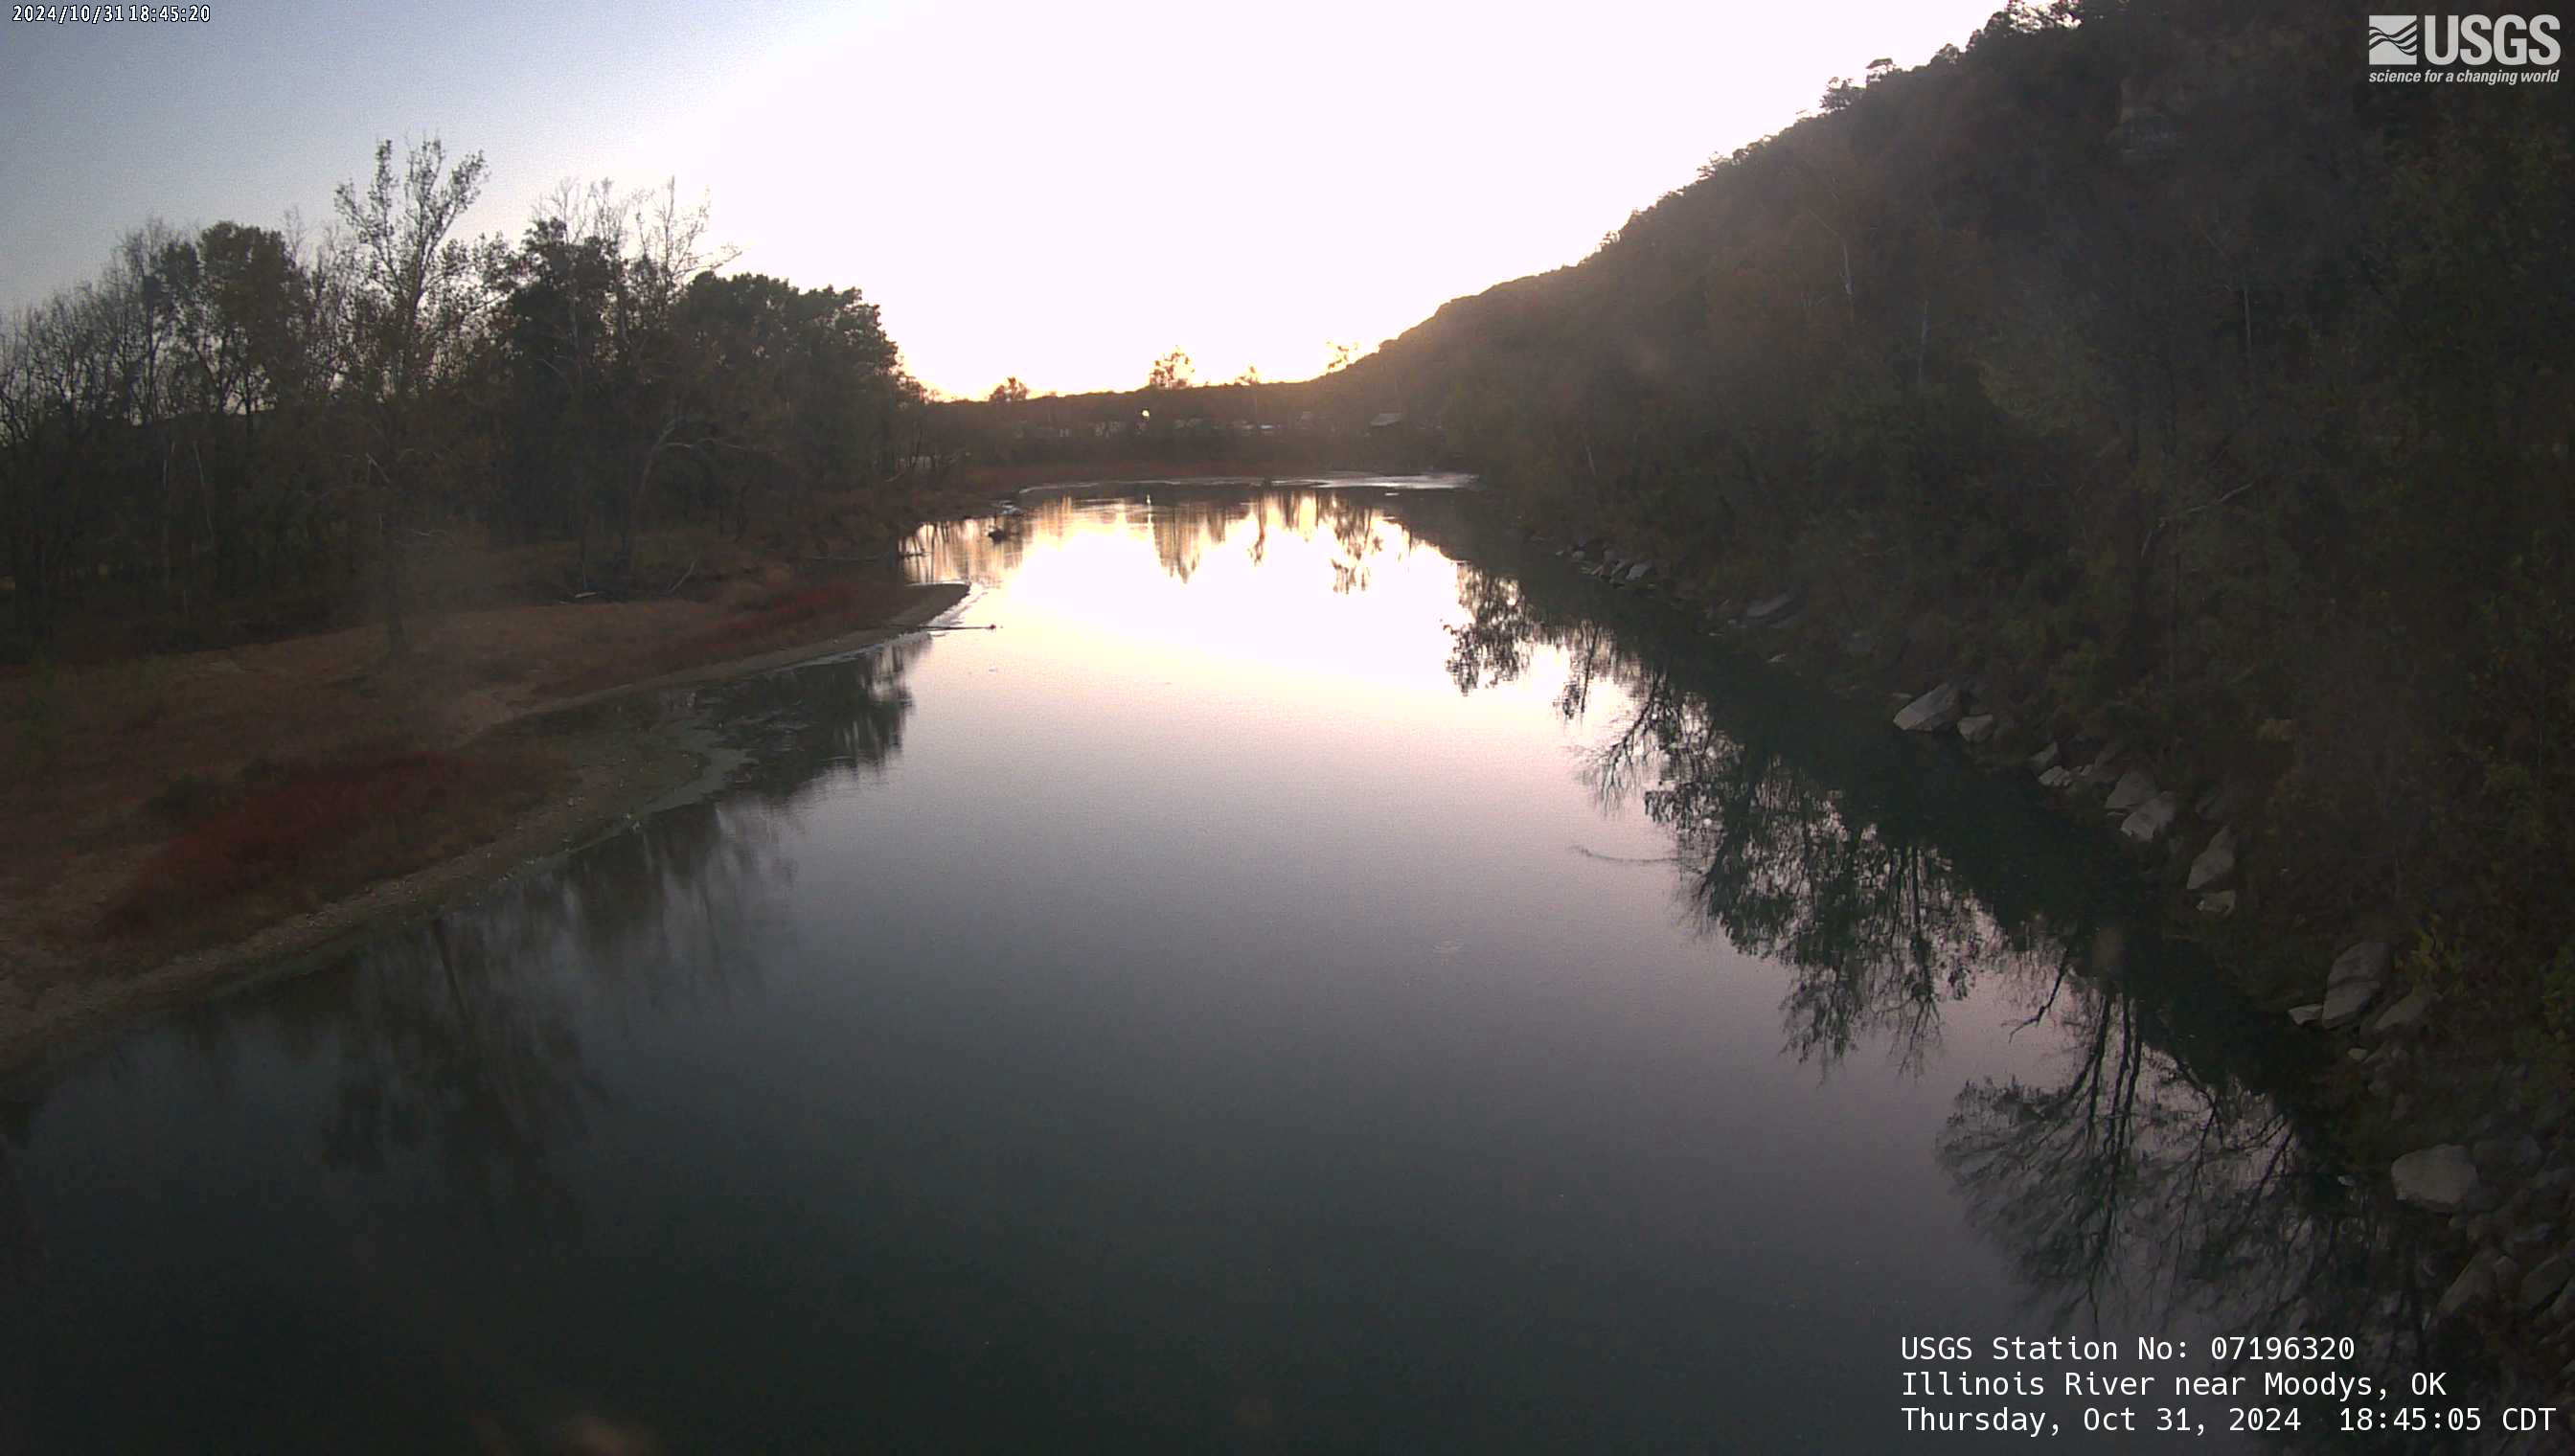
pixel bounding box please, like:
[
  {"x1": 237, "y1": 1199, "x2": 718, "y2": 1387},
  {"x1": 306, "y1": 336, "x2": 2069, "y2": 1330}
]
[{"x1": 0, "y1": 483, "x2": 2491, "y2": 1451}]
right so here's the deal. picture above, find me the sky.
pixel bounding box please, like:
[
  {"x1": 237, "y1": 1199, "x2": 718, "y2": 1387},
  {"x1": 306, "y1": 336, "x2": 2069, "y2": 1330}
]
[{"x1": 1, "y1": 0, "x2": 2004, "y2": 398}]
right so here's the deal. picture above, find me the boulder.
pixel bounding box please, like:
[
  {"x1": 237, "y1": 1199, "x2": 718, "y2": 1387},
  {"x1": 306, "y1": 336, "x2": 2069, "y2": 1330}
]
[
  {"x1": 2289, "y1": 1003, "x2": 2325, "y2": 1026},
  {"x1": 1743, "y1": 590, "x2": 1798, "y2": 624},
  {"x1": 1624, "y1": 561, "x2": 1653, "y2": 583},
  {"x1": 2474, "y1": 1133, "x2": 2544, "y2": 1174},
  {"x1": 2106, "y1": 768, "x2": 2158, "y2": 811},
  {"x1": 2078, "y1": 740, "x2": 2127, "y2": 783},
  {"x1": 2319, "y1": 974, "x2": 2380, "y2": 1029},
  {"x1": 2198, "y1": 891, "x2": 2238, "y2": 918},
  {"x1": 2392, "y1": 1145, "x2": 2492, "y2": 1213},
  {"x1": 2186, "y1": 828, "x2": 2236, "y2": 891},
  {"x1": 2331, "y1": 941, "x2": 2392, "y2": 989},
  {"x1": 2546, "y1": 1275, "x2": 2575, "y2": 1327},
  {"x1": 1893, "y1": 683, "x2": 1963, "y2": 733},
  {"x1": 1957, "y1": 714, "x2": 1997, "y2": 744},
  {"x1": 2520, "y1": 1254, "x2": 2574, "y2": 1313},
  {"x1": 2119, "y1": 791, "x2": 2179, "y2": 844},
  {"x1": 2437, "y1": 1255, "x2": 2498, "y2": 1321},
  {"x1": 2371, "y1": 986, "x2": 2435, "y2": 1035},
  {"x1": 2028, "y1": 741, "x2": 2062, "y2": 773},
  {"x1": 2038, "y1": 766, "x2": 2075, "y2": 789}
]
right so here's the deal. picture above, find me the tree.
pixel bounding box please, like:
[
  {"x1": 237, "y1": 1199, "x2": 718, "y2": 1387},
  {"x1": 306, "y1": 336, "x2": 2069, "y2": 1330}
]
[
  {"x1": 989, "y1": 375, "x2": 1029, "y2": 403},
  {"x1": 1145, "y1": 348, "x2": 1194, "y2": 391},
  {"x1": 331, "y1": 137, "x2": 488, "y2": 657}
]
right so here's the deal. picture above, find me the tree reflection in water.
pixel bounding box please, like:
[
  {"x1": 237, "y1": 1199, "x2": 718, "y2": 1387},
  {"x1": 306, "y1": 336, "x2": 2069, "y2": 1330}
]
[
  {"x1": 904, "y1": 485, "x2": 1408, "y2": 598},
  {"x1": 161, "y1": 638, "x2": 938, "y2": 1244},
  {"x1": 1447, "y1": 562, "x2": 2044, "y2": 1075},
  {"x1": 1422, "y1": 522, "x2": 2490, "y2": 1446}
]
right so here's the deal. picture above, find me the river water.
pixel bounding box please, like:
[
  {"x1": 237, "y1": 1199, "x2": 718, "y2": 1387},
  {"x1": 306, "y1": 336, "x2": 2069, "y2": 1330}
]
[{"x1": 0, "y1": 484, "x2": 2490, "y2": 1451}]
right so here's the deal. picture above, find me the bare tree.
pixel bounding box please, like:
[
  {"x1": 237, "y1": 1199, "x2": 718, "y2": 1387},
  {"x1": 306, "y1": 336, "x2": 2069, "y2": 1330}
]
[{"x1": 332, "y1": 137, "x2": 488, "y2": 657}]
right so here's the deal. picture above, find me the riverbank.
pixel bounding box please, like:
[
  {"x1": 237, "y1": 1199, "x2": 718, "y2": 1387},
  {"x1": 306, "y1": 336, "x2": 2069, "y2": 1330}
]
[
  {"x1": 0, "y1": 576, "x2": 966, "y2": 1081},
  {"x1": 1519, "y1": 515, "x2": 2575, "y2": 1423}
]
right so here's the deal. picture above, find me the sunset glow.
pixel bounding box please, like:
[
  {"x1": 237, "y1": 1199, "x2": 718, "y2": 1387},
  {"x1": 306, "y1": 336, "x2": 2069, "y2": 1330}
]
[{"x1": 2, "y1": 0, "x2": 2001, "y2": 396}]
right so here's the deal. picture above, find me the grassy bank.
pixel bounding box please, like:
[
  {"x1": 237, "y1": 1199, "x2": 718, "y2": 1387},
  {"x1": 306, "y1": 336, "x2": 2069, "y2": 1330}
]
[{"x1": 0, "y1": 541, "x2": 965, "y2": 1079}]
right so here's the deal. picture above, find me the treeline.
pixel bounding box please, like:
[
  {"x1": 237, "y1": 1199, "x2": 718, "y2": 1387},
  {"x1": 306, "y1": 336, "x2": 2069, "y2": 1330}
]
[
  {"x1": 0, "y1": 139, "x2": 931, "y2": 660},
  {"x1": 935, "y1": 374, "x2": 1444, "y2": 478},
  {"x1": 1342, "y1": 0, "x2": 2575, "y2": 1035}
]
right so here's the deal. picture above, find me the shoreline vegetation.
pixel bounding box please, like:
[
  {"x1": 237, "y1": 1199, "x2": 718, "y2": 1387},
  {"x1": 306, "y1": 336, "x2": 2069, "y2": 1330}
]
[
  {"x1": 0, "y1": 132, "x2": 1006, "y2": 1081},
  {"x1": 9, "y1": 0, "x2": 2574, "y2": 1413},
  {"x1": 0, "y1": 569, "x2": 963, "y2": 1081}
]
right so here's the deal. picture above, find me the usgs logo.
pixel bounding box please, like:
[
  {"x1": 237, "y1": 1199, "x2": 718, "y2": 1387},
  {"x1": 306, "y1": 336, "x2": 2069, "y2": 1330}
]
[{"x1": 2369, "y1": 13, "x2": 2563, "y2": 66}]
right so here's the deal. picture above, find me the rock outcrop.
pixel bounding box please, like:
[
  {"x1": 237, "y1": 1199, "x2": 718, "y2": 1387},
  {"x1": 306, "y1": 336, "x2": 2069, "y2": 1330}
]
[
  {"x1": 2119, "y1": 791, "x2": 2178, "y2": 844},
  {"x1": 2186, "y1": 827, "x2": 2235, "y2": 890},
  {"x1": 1893, "y1": 683, "x2": 1962, "y2": 733},
  {"x1": 2392, "y1": 1145, "x2": 2491, "y2": 1213}
]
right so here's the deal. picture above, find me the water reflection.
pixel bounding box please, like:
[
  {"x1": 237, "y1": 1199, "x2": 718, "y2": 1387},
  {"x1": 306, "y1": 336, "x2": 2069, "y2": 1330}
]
[
  {"x1": 700, "y1": 635, "x2": 929, "y2": 806},
  {"x1": 1443, "y1": 559, "x2": 2068, "y2": 1075},
  {"x1": 192, "y1": 642, "x2": 927, "y2": 1233},
  {"x1": 8, "y1": 486, "x2": 2522, "y2": 1451},
  {"x1": 907, "y1": 486, "x2": 1407, "y2": 596},
  {"x1": 1410, "y1": 506, "x2": 2502, "y2": 1449}
]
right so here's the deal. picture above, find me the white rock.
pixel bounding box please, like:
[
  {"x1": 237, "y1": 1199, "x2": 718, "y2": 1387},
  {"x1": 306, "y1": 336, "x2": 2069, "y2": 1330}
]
[
  {"x1": 2372, "y1": 986, "x2": 2435, "y2": 1035},
  {"x1": 2028, "y1": 741, "x2": 2062, "y2": 773},
  {"x1": 2290, "y1": 1003, "x2": 2325, "y2": 1026},
  {"x1": 1957, "y1": 714, "x2": 1997, "y2": 744},
  {"x1": 2107, "y1": 768, "x2": 2157, "y2": 811},
  {"x1": 1893, "y1": 683, "x2": 1962, "y2": 733},
  {"x1": 2186, "y1": 827, "x2": 2236, "y2": 891},
  {"x1": 2119, "y1": 791, "x2": 2179, "y2": 844},
  {"x1": 2198, "y1": 891, "x2": 2237, "y2": 918},
  {"x1": 2392, "y1": 1145, "x2": 2491, "y2": 1213},
  {"x1": 2330, "y1": 941, "x2": 2391, "y2": 989},
  {"x1": 2038, "y1": 766, "x2": 2075, "y2": 789},
  {"x1": 2319, "y1": 974, "x2": 2381, "y2": 1029}
]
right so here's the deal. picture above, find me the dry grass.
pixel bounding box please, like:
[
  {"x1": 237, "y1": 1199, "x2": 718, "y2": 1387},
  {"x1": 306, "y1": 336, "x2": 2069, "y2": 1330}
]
[
  {"x1": 104, "y1": 748, "x2": 561, "y2": 936},
  {"x1": 0, "y1": 543, "x2": 954, "y2": 1030}
]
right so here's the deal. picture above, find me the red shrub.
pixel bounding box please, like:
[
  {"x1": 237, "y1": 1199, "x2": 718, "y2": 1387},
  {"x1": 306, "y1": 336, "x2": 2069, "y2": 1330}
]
[
  {"x1": 114, "y1": 752, "x2": 469, "y2": 921},
  {"x1": 649, "y1": 581, "x2": 883, "y2": 672}
]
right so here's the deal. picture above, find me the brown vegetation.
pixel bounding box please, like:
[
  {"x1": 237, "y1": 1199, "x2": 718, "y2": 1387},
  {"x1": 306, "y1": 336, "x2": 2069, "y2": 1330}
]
[{"x1": 0, "y1": 531, "x2": 959, "y2": 1073}]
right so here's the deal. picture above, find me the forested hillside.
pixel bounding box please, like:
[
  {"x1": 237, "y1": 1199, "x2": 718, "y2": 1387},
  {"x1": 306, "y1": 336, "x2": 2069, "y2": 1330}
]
[{"x1": 1337, "y1": 0, "x2": 2575, "y2": 1043}]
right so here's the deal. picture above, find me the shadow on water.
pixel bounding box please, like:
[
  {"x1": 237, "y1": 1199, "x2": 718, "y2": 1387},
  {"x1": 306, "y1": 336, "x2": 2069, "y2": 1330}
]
[
  {"x1": 0, "y1": 639, "x2": 934, "y2": 1454},
  {"x1": 1401, "y1": 496, "x2": 2504, "y2": 1450},
  {"x1": 1, "y1": 486, "x2": 2521, "y2": 1450}
]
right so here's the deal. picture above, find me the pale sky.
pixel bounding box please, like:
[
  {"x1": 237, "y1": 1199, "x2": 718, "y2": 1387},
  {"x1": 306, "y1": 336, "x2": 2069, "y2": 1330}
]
[{"x1": 1, "y1": 0, "x2": 2002, "y2": 398}]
